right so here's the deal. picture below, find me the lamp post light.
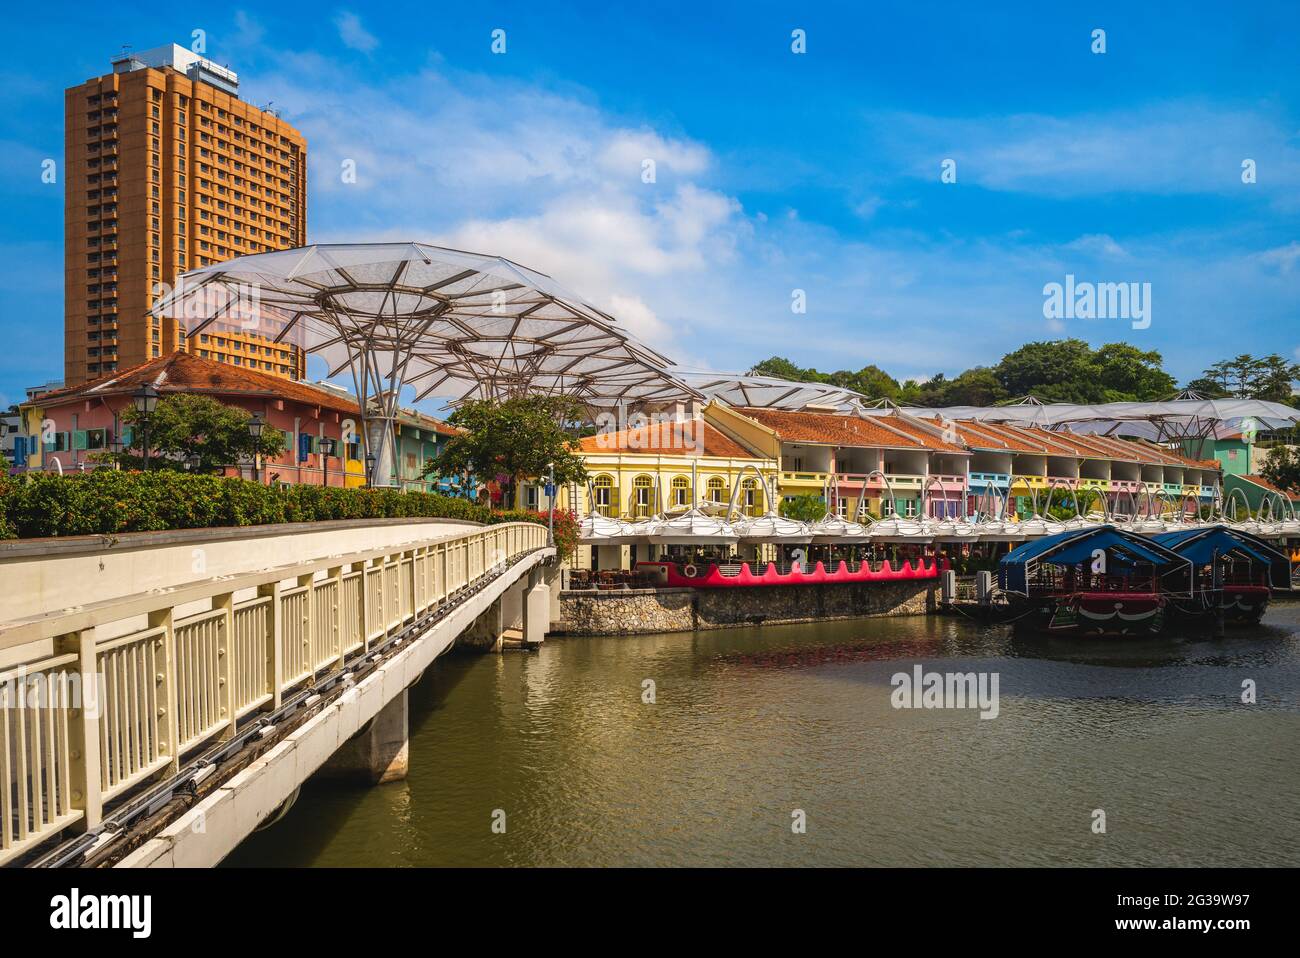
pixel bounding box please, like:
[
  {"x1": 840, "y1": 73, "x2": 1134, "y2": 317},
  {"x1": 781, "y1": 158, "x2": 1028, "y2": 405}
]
[
  {"x1": 131, "y1": 384, "x2": 159, "y2": 471},
  {"x1": 319, "y1": 436, "x2": 337, "y2": 489},
  {"x1": 546, "y1": 461, "x2": 555, "y2": 546},
  {"x1": 247, "y1": 412, "x2": 266, "y2": 484},
  {"x1": 185, "y1": 452, "x2": 201, "y2": 473},
  {"x1": 365, "y1": 452, "x2": 378, "y2": 488}
]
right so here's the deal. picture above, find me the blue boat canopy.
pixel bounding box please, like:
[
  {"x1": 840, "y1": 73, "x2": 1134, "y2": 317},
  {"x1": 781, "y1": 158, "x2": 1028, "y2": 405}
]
[
  {"x1": 999, "y1": 525, "x2": 1191, "y2": 595},
  {"x1": 1153, "y1": 525, "x2": 1292, "y2": 589}
]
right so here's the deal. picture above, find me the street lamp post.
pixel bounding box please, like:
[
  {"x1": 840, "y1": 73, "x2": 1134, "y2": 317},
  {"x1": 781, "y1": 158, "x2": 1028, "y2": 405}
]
[
  {"x1": 546, "y1": 461, "x2": 555, "y2": 546},
  {"x1": 131, "y1": 384, "x2": 159, "y2": 471},
  {"x1": 319, "y1": 436, "x2": 337, "y2": 489},
  {"x1": 365, "y1": 453, "x2": 378, "y2": 488},
  {"x1": 247, "y1": 412, "x2": 266, "y2": 484}
]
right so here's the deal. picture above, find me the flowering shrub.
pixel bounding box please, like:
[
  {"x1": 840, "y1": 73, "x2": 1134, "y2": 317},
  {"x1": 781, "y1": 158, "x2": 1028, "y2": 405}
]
[
  {"x1": 0, "y1": 472, "x2": 571, "y2": 556},
  {"x1": 486, "y1": 508, "x2": 578, "y2": 561}
]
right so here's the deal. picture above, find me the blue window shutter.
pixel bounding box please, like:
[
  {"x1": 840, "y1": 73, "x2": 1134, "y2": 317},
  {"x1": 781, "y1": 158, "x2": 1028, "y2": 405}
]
[
  {"x1": 298, "y1": 432, "x2": 311, "y2": 462},
  {"x1": 13, "y1": 435, "x2": 26, "y2": 466}
]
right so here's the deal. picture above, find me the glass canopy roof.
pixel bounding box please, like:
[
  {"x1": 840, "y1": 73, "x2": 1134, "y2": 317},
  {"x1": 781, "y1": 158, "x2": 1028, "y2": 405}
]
[{"x1": 150, "y1": 243, "x2": 689, "y2": 410}]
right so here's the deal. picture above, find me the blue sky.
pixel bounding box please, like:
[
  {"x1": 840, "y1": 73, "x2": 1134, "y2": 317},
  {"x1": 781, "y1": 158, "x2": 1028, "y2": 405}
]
[{"x1": 3, "y1": 1, "x2": 1299, "y2": 410}]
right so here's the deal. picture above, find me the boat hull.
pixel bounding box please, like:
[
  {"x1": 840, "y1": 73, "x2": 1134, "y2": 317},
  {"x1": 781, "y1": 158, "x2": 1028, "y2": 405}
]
[
  {"x1": 1010, "y1": 592, "x2": 1168, "y2": 637},
  {"x1": 1166, "y1": 586, "x2": 1271, "y2": 628}
]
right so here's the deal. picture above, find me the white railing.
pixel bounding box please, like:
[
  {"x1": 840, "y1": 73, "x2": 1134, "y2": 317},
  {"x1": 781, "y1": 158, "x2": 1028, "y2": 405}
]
[{"x1": 0, "y1": 521, "x2": 547, "y2": 866}]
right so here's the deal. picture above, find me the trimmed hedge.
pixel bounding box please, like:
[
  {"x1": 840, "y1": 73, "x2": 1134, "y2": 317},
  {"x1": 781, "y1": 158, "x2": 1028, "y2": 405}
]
[{"x1": 0, "y1": 471, "x2": 576, "y2": 558}]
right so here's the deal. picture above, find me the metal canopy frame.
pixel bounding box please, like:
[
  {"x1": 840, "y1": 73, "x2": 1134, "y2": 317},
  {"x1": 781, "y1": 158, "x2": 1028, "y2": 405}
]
[
  {"x1": 865, "y1": 392, "x2": 1300, "y2": 446},
  {"x1": 669, "y1": 370, "x2": 870, "y2": 412},
  {"x1": 150, "y1": 243, "x2": 693, "y2": 485}
]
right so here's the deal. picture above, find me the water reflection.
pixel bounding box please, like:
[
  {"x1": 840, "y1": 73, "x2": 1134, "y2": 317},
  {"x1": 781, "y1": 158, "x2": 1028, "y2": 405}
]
[{"x1": 226, "y1": 604, "x2": 1300, "y2": 867}]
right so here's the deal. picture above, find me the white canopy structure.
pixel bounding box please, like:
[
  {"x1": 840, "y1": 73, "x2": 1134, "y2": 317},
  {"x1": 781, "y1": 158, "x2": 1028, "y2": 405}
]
[
  {"x1": 921, "y1": 516, "x2": 980, "y2": 542},
  {"x1": 642, "y1": 507, "x2": 739, "y2": 545},
  {"x1": 865, "y1": 393, "x2": 1300, "y2": 446},
  {"x1": 577, "y1": 512, "x2": 639, "y2": 544},
  {"x1": 150, "y1": 243, "x2": 690, "y2": 485},
  {"x1": 864, "y1": 515, "x2": 932, "y2": 543},
  {"x1": 668, "y1": 370, "x2": 869, "y2": 411},
  {"x1": 733, "y1": 512, "x2": 812, "y2": 543},
  {"x1": 809, "y1": 514, "x2": 873, "y2": 543}
]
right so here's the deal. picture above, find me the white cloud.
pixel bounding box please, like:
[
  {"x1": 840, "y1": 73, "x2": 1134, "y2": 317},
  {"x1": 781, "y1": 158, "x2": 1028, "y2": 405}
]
[
  {"x1": 865, "y1": 102, "x2": 1300, "y2": 198},
  {"x1": 232, "y1": 11, "x2": 266, "y2": 48},
  {"x1": 1065, "y1": 234, "x2": 1128, "y2": 258},
  {"x1": 852, "y1": 196, "x2": 883, "y2": 220},
  {"x1": 334, "y1": 12, "x2": 379, "y2": 54},
  {"x1": 1257, "y1": 241, "x2": 1300, "y2": 274},
  {"x1": 229, "y1": 43, "x2": 1300, "y2": 396}
]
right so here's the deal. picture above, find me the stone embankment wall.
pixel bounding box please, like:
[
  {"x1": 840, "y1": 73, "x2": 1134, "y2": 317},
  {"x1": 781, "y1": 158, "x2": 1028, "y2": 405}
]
[{"x1": 553, "y1": 582, "x2": 934, "y2": 635}]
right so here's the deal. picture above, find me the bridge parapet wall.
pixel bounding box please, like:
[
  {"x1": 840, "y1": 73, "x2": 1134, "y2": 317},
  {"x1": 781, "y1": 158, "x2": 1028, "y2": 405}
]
[
  {"x1": 0, "y1": 521, "x2": 551, "y2": 867},
  {"x1": 0, "y1": 517, "x2": 484, "y2": 627}
]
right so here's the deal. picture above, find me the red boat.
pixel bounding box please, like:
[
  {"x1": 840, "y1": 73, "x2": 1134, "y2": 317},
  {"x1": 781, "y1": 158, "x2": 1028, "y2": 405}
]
[{"x1": 637, "y1": 557, "x2": 944, "y2": 588}]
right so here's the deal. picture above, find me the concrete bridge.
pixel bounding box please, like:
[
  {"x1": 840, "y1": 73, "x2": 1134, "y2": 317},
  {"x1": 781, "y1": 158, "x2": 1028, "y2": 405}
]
[{"x1": 0, "y1": 517, "x2": 557, "y2": 868}]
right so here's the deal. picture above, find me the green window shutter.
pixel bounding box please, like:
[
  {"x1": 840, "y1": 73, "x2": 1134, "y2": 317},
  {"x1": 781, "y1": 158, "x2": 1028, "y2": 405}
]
[{"x1": 73, "y1": 430, "x2": 88, "y2": 451}]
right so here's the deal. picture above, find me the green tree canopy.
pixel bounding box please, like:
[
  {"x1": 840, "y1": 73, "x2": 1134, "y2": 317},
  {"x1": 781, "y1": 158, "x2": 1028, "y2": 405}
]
[
  {"x1": 424, "y1": 395, "x2": 588, "y2": 500},
  {"x1": 1259, "y1": 446, "x2": 1300, "y2": 494},
  {"x1": 105, "y1": 394, "x2": 285, "y2": 472},
  {"x1": 778, "y1": 493, "x2": 827, "y2": 522},
  {"x1": 1186, "y1": 354, "x2": 1300, "y2": 405},
  {"x1": 748, "y1": 339, "x2": 1178, "y2": 406}
]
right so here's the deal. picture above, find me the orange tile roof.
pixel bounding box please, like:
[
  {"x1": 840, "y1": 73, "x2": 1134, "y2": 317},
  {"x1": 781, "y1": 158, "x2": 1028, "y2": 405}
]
[
  {"x1": 926, "y1": 418, "x2": 1047, "y2": 453},
  {"x1": 397, "y1": 408, "x2": 461, "y2": 438},
  {"x1": 736, "y1": 408, "x2": 967, "y2": 453},
  {"x1": 1240, "y1": 474, "x2": 1300, "y2": 500},
  {"x1": 578, "y1": 419, "x2": 756, "y2": 459},
  {"x1": 735, "y1": 408, "x2": 1219, "y2": 473},
  {"x1": 941, "y1": 418, "x2": 1220, "y2": 471},
  {"x1": 30, "y1": 351, "x2": 362, "y2": 416}
]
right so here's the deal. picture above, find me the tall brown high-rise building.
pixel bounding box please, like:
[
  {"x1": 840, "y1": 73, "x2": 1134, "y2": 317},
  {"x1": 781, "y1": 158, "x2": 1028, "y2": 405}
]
[{"x1": 64, "y1": 44, "x2": 307, "y2": 386}]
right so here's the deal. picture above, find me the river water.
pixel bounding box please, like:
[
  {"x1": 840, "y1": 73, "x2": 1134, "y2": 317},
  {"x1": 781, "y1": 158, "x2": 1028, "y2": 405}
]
[{"x1": 226, "y1": 604, "x2": 1300, "y2": 867}]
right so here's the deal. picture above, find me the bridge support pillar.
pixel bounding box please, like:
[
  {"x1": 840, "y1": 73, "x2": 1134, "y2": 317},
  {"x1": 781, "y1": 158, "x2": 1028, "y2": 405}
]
[
  {"x1": 523, "y1": 572, "x2": 550, "y2": 648},
  {"x1": 321, "y1": 689, "x2": 409, "y2": 785},
  {"x1": 544, "y1": 562, "x2": 561, "y2": 627},
  {"x1": 461, "y1": 598, "x2": 505, "y2": 652},
  {"x1": 500, "y1": 578, "x2": 525, "y2": 634}
]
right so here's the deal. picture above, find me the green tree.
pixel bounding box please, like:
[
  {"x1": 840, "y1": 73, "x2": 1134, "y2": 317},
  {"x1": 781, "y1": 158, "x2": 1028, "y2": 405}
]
[
  {"x1": 747, "y1": 357, "x2": 901, "y2": 399},
  {"x1": 748, "y1": 356, "x2": 821, "y2": 383},
  {"x1": 1091, "y1": 343, "x2": 1177, "y2": 400},
  {"x1": 1260, "y1": 446, "x2": 1300, "y2": 494},
  {"x1": 778, "y1": 493, "x2": 827, "y2": 522},
  {"x1": 1188, "y1": 354, "x2": 1299, "y2": 404},
  {"x1": 104, "y1": 394, "x2": 285, "y2": 472},
  {"x1": 424, "y1": 395, "x2": 588, "y2": 506},
  {"x1": 937, "y1": 367, "x2": 1008, "y2": 406},
  {"x1": 994, "y1": 339, "x2": 1099, "y2": 402}
]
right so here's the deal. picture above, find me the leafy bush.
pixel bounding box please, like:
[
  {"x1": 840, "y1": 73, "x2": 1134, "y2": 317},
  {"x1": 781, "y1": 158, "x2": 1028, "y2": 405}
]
[
  {"x1": 779, "y1": 493, "x2": 827, "y2": 522},
  {"x1": 0, "y1": 471, "x2": 569, "y2": 555},
  {"x1": 487, "y1": 508, "x2": 579, "y2": 561}
]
